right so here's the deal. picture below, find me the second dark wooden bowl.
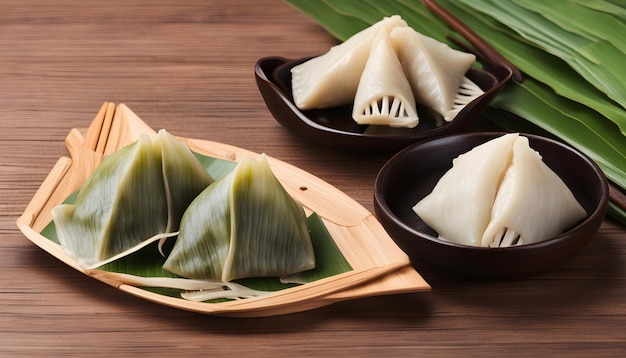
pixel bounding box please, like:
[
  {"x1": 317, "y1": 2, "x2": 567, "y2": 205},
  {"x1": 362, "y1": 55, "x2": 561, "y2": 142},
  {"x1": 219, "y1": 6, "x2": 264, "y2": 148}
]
[{"x1": 374, "y1": 132, "x2": 609, "y2": 280}]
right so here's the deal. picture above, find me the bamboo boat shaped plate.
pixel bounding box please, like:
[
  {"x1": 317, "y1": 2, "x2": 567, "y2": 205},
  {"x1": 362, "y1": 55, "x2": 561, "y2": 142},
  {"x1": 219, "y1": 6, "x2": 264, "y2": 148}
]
[{"x1": 17, "y1": 102, "x2": 430, "y2": 317}]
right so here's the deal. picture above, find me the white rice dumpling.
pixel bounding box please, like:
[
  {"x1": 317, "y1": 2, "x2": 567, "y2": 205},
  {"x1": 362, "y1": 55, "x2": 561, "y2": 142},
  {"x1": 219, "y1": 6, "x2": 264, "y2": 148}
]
[
  {"x1": 481, "y1": 136, "x2": 587, "y2": 247},
  {"x1": 52, "y1": 130, "x2": 214, "y2": 268},
  {"x1": 413, "y1": 133, "x2": 587, "y2": 248},
  {"x1": 352, "y1": 29, "x2": 419, "y2": 128},
  {"x1": 163, "y1": 154, "x2": 315, "y2": 282},
  {"x1": 290, "y1": 15, "x2": 408, "y2": 110},
  {"x1": 390, "y1": 26, "x2": 478, "y2": 120}
]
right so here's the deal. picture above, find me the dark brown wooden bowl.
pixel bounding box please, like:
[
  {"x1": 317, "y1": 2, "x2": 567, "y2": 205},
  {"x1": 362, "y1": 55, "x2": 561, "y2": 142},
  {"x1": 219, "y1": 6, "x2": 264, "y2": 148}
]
[
  {"x1": 374, "y1": 132, "x2": 609, "y2": 280},
  {"x1": 254, "y1": 56, "x2": 511, "y2": 152},
  {"x1": 253, "y1": 0, "x2": 523, "y2": 152}
]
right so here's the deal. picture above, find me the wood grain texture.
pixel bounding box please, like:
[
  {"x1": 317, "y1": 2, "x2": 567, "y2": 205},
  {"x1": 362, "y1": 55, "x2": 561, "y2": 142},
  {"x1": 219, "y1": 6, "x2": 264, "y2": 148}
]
[{"x1": 1, "y1": 0, "x2": 625, "y2": 356}]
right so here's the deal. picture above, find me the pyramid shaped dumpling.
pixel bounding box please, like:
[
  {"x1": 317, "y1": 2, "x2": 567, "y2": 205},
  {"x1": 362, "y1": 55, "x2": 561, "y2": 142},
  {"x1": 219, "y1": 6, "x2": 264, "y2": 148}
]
[
  {"x1": 413, "y1": 133, "x2": 587, "y2": 248},
  {"x1": 390, "y1": 26, "x2": 478, "y2": 120},
  {"x1": 413, "y1": 133, "x2": 518, "y2": 246},
  {"x1": 163, "y1": 154, "x2": 315, "y2": 282},
  {"x1": 291, "y1": 15, "x2": 408, "y2": 110},
  {"x1": 352, "y1": 29, "x2": 419, "y2": 128},
  {"x1": 52, "y1": 130, "x2": 214, "y2": 268},
  {"x1": 481, "y1": 136, "x2": 587, "y2": 247}
]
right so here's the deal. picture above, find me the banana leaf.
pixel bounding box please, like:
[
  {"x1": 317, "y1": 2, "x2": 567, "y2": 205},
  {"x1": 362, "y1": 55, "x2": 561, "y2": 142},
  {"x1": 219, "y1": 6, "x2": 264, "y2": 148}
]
[
  {"x1": 40, "y1": 153, "x2": 352, "y2": 300},
  {"x1": 569, "y1": 0, "x2": 626, "y2": 21},
  {"x1": 284, "y1": 0, "x2": 626, "y2": 223},
  {"x1": 458, "y1": 0, "x2": 626, "y2": 128},
  {"x1": 490, "y1": 80, "x2": 626, "y2": 186},
  {"x1": 511, "y1": 0, "x2": 626, "y2": 52},
  {"x1": 284, "y1": 0, "x2": 370, "y2": 40}
]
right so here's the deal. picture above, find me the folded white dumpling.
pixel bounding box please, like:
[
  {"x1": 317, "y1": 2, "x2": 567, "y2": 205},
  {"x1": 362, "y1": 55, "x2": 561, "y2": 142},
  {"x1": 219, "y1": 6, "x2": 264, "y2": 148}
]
[
  {"x1": 390, "y1": 26, "x2": 480, "y2": 121},
  {"x1": 413, "y1": 133, "x2": 587, "y2": 248},
  {"x1": 413, "y1": 133, "x2": 519, "y2": 246},
  {"x1": 291, "y1": 15, "x2": 408, "y2": 110},
  {"x1": 352, "y1": 29, "x2": 419, "y2": 128},
  {"x1": 481, "y1": 136, "x2": 587, "y2": 247}
]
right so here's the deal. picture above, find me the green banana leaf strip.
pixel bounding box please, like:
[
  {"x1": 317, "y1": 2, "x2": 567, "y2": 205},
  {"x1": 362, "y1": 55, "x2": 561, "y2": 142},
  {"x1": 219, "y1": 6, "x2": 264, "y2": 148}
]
[
  {"x1": 284, "y1": 0, "x2": 370, "y2": 41},
  {"x1": 321, "y1": 0, "x2": 391, "y2": 26},
  {"x1": 511, "y1": 0, "x2": 626, "y2": 53},
  {"x1": 569, "y1": 0, "x2": 626, "y2": 21},
  {"x1": 40, "y1": 153, "x2": 352, "y2": 300},
  {"x1": 193, "y1": 152, "x2": 236, "y2": 180},
  {"x1": 458, "y1": 0, "x2": 626, "y2": 116},
  {"x1": 607, "y1": 202, "x2": 626, "y2": 227}
]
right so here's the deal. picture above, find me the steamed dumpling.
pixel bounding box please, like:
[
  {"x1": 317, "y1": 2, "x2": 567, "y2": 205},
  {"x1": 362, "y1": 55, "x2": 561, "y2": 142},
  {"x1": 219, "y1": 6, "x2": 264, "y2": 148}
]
[
  {"x1": 156, "y1": 131, "x2": 215, "y2": 233},
  {"x1": 481, "y1": 136, "x2": 587, "y2": 247},
  {"x1": 352, "y1": 29, "x2": 419, "y2": 128},
  {"x1": 413, "y1": 133, "x2": 587, "y2": 248},
  {"x1": 52, "y1": 130, "x2": 214, "y2": 268},
  {"x1": 413, "y1": 133, "x2": 518, "y2": 246},
  {"x1": 291, "y1": 15, "x2": 408, "y2": 110},
  {"x1": 390, "y1": 26, "x2": 479, "y2": 120},
  {"x1": 163, "y1": 154, "x2": 315, "y2": 282}
]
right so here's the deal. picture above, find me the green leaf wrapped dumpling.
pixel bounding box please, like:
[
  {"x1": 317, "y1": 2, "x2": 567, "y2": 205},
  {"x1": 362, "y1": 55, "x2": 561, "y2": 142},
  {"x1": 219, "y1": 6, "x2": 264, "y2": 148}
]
[
  {"x1": 163, "y1": 154, "x2": 316, "y2": 282},
  {"x1": 52, "y1": 130, "x2": 214, "y2": 268}
]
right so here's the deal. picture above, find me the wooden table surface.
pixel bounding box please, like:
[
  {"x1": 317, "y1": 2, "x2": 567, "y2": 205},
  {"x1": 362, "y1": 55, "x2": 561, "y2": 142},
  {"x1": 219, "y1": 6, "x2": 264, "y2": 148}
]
[{"x1": 2, "y1": 0, "x2": 625, "y2": 356}]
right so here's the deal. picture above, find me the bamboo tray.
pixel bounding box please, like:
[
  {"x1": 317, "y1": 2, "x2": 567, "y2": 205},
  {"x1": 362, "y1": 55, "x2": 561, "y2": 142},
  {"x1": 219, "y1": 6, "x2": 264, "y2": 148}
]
[{"x1": 17, "y1": 102, "x2": 430, "y2": 317}]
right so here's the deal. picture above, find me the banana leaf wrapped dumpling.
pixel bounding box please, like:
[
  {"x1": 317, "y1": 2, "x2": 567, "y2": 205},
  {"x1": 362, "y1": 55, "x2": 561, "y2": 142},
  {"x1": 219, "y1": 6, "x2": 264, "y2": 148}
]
[
  {"x1": 163, "y1": 154, "x2": 316, "y2": 282},
  {"x1": 52, "y1": 130, "x2": 214, "y2": 268}
]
